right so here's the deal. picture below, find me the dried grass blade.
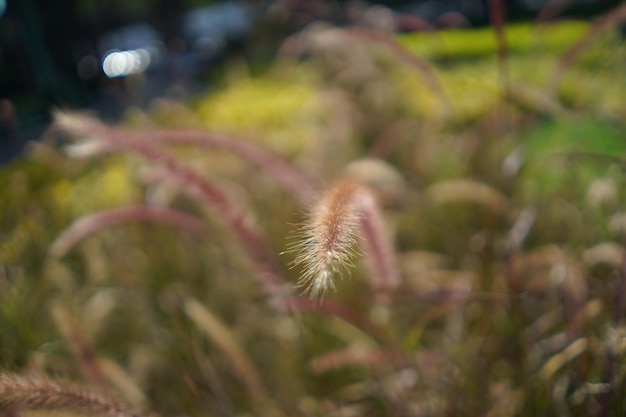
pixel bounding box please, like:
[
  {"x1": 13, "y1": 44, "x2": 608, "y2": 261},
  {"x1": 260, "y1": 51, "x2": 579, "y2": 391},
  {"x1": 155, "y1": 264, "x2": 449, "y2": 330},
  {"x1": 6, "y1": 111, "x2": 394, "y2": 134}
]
[
  {"x1": 183, "y1": 298, "x2": 270, "y2": 409},
  {"x1": 539, "y1": 338, "x2": 589, "y2": 380}
]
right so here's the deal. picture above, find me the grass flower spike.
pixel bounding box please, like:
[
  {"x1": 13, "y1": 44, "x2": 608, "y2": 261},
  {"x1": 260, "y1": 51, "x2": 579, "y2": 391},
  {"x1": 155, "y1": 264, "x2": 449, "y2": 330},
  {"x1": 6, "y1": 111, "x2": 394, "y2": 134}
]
[
  {"x1": 293, "y1": 180, "x2": 398, "y2": 298},
  {"x1": 294, "y1": 180, "x2": 362, "y2": 297},
  {"x1": 0, "y1": 373, "x2": 143, "y2": 417}
]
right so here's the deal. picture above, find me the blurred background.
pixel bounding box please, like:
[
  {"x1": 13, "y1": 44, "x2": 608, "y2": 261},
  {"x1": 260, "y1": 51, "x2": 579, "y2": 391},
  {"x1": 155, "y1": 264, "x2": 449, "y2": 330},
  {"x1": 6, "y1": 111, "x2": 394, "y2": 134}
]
[
  {"x1": 0, "y1": 0, "x2": 622, "y2": 163},
  {"x1": 2, "y1": 2, "x2": 626, "y2": 415}
]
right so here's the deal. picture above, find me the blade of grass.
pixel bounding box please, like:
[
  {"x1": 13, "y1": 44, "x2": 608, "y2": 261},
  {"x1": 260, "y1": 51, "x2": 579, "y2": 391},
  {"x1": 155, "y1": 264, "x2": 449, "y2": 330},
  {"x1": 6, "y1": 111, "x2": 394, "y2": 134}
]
[{"x1": 183, "y1": 298, "x2": 277, "y2": 415}]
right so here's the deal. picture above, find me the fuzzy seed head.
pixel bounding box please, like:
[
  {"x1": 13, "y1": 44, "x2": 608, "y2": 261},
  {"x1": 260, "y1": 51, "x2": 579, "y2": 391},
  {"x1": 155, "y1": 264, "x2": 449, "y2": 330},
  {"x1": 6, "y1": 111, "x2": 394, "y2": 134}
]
[{"x1": 292, "y1": 180, "x2": 364, "y2": 298}]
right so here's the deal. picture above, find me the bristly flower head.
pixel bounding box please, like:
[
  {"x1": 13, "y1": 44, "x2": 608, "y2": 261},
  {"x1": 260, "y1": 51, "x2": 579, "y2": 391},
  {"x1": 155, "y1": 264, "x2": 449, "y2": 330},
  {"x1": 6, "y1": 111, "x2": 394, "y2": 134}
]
[{"x1": 291, "y1": 180, "x2": 367, "y2": 298}]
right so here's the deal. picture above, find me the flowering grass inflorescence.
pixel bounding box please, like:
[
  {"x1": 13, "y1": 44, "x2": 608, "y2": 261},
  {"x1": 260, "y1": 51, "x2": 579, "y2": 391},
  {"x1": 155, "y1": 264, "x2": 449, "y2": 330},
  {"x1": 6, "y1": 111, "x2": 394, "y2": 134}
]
[
  {"x1": 291, "y1": 179, "x2": 398, "y2": 298},
  {"x1": 291, "y1": 180, "x2": 365, "y2": 297}
]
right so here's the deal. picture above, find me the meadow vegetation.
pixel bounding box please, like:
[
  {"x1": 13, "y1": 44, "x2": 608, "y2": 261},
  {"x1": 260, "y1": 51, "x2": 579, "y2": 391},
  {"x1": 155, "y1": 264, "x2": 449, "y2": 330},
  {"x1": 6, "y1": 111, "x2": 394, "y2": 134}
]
[{"x1": 1, "y1": 7, "x2": 626, "y2": 417}]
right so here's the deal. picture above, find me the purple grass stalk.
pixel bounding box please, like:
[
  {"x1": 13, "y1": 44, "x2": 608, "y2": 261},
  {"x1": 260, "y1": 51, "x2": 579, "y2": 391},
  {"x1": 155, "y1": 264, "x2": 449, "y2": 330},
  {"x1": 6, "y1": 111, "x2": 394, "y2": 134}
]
[
  {"x1": 547, "y1": 3, "x2": 626, "y2": 93},
  {"x1": 140, "y1": 129, "x2": 318, "y2": 204},
  {"x1": 535, "y1": 0, "x2": 575, "y2": 22},
  {"x1": 358, "y1": 194, "x2": 399, "y2": 291},
  {"x1": 55, "y1": 113, "x2": 287, "y2": 299},
  {"x1": 58, "y1": 112, "x2": 318, "y2": 204},
  {"x1": 292, "y1": 180, "x2": 398, "y2": 298},
  {"x1": 487, "y1": 0, "x2": 507, "y2": 65},
  {"x1": 128, "y1": 145, "x2": 285, "y2": 291},
  {"x1": 50, "y1": 205, "x2": 208, "y2": 258},
  {"x1": 487, "y1": 0, "x2": 511, "y2": 105},
  {"x1": 0, "y1": 374, "x2": 144, "y2": 417}
]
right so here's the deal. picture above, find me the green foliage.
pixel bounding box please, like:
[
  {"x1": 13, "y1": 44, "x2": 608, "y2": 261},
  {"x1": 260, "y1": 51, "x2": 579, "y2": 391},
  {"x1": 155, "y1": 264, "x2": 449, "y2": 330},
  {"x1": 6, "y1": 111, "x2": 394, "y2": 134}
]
[
  {"x1": 520, "y1": 117, "x2": 626, "y2": 198},
  {"x1": 397, "y1": 21, "x2": 590, "y2": 61},
  {"x1": 194, "y1": 73, "x2": 322, "y2": 155}
]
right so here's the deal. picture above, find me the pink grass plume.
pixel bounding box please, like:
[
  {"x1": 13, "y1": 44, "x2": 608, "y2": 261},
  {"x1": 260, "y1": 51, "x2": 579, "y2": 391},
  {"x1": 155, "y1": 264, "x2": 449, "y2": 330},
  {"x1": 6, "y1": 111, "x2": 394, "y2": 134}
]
[{"x1": 292, "y1": 179, "x2": 399, "y2": 298}]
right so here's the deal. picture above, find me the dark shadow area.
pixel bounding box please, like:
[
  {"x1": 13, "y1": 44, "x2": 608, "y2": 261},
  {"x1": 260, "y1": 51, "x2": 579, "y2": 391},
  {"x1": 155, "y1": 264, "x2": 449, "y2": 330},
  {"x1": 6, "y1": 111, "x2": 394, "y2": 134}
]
[{"x1": 0, "y1": 0, "x2": 621, "y2": 163}]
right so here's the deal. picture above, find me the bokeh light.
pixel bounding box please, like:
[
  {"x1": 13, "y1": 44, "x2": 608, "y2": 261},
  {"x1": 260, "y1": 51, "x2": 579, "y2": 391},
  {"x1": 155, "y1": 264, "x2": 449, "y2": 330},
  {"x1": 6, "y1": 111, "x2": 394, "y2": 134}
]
[{"x1": 102, "y1": 48, "x2": 151, "y2": 78}]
